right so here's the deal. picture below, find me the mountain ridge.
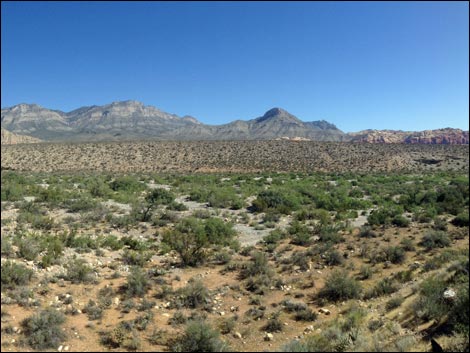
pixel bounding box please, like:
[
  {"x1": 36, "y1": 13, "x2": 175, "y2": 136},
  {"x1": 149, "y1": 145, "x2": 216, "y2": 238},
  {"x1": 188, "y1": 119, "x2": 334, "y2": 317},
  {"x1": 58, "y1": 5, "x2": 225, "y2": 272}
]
[{"x1": 1, "y1": 101, "x2": 468, "y2": 144}]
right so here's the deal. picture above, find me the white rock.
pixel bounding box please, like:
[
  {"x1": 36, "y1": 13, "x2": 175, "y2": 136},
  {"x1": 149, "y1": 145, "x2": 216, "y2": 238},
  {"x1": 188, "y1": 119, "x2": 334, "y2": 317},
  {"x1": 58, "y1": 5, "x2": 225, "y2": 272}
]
[
  {"x1": 319, "y1": 308, "x2": 331, "y2": 315},
  {"x1": 264, "y1": 332, "x2": 274, "y2": 341},
  {"x1": 443, "y1": 288, "x2": 457, "y2": 300},
  {"x1": 58, "y1": 345, "x2": 63, "y2": 352}
]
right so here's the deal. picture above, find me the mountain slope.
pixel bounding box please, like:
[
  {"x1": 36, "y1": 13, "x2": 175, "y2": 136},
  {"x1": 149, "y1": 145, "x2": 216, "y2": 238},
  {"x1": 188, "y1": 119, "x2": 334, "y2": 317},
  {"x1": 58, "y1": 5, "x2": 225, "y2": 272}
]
[
  {"x1": 1, "y1": 127, "x2": 43, "y2": 145},
  {"x1": 1, "y1": 104, "x2": 74, "y2": 140}
]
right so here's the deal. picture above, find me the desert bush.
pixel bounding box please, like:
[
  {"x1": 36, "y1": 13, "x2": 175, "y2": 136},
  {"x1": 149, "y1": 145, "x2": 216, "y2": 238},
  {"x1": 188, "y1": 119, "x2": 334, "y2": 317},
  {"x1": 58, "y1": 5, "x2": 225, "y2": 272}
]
[
  {"x1": 177, "y1": 279, "x2": 210, "y2": 309},
  {"x1": 287, "y1": 221, "x2": 312, "y2": 246},
  {"x1": 385, "y1": 296, "x2": 404, "y2": 311},
  {"x1": 100, "y1": 322, "x2": 141, "y2": 350},
  {"x1": 17, "y1": 236, "x2": 42, "y2": 261},
  {"x1": 169, "y1": 311, "x2": 188, "y2": 326},
  {"x1": 324, "y1": 250, "x2": 344, "y2": 266},
  {"x1": 21, "y1": 308, "x2": 66, "y2": 350},
  {"x1": 294, "y1": 308, "x2": 317, "y2": 322},
  {"x1": 84, "y1": 299, "x2": 104, "y2": 321},
  {"x1": 365, "y1": 277, "x2": 400, "y2": 299},
  {"x1": 317, "y1": 270, "x2": 362, "y2": 303},
  {"x1": 239, "y1": 251, "x2": 273, "y2": 279},
  {"x1": 64, "y1": 258, "x2": 94, "y2": 284},
  {"x1": 121, "y1": 249, "x2": 152, "y2": 267},
  {"x1": 109, "y1": 175, "x2": 145, "y2": 193},
  {"x1": 419, "y1": 230, "x2": 451, "y2": 251},
  {"x1": 282, "y1": 334, "x2": 332, "y2": 352},
  {"x1": 1, "y1": 236, "x2": 13, "y2": 257},
  {"x1": 170, "y1": 319, "x2": 230, "y2": 352},
  {"x1": 383, "y1": 246, "x2": 406, "y2": 264},
  {"x1": 1, "y1": 261, "x2": 33, "y2": 289},
  {"x1": 162, "y1": 217, "x2": 237, "y2": 267},
  {"x1": 452, "y1": 212, "x2": 469, "y2": 227},
  {"x1": 218, "y1": 316, "x2": 237, "y2": 335},
  {"x1": 358, "y1": 265, "x2": 373, "y2": 280},
  {"x1": 124, "y1": 267, "x2": 149, "y2": 297},
  {"x1": 400, "y1": 238, "x2": 415, "y2": 251},
  {"x1": 392, "y1": 214, "x2": 410, "y2": 227},
  {"x1": 358, "y1": 226, "x2": 378, "y2": 238},
  {"x1": 252, "y1": 189, "x2": 299, "y2": 214},
  {"x1": 413, "y1": 276, "x2": 448, "y2": 321},
  {"x1": 263, "y1": 312, "x2": 283, "y2": 332}
]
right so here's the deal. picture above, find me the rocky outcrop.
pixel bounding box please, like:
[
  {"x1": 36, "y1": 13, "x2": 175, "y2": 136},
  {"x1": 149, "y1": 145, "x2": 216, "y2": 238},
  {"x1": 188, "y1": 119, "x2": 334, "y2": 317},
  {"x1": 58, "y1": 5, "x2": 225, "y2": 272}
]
[
  {"x1": 1, "y1": 128, "x2": 42, "y2": 145},
  {"x1": 348, "y1": 129, "x2": 469, "y2": 145}
]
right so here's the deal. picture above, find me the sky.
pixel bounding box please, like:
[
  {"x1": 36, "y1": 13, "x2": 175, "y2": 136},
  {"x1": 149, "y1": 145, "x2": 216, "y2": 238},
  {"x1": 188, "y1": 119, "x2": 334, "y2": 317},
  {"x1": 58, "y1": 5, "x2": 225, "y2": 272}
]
[{"x1": 1, "y1": 1, "x2": 469, "y2": 132}]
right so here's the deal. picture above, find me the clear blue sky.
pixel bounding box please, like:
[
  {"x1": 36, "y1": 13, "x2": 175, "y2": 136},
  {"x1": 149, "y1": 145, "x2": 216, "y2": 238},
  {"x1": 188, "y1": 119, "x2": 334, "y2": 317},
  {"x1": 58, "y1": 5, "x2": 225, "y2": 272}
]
[{"x1": 2, "y1": 1, "x2": 468, "y2": 132}]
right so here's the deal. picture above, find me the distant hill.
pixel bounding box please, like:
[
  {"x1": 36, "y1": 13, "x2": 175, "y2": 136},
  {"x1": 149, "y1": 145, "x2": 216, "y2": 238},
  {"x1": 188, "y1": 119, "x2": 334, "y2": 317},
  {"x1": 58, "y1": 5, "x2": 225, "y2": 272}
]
[
  {"x1": 1, "y1": 127, "x2": 42, "y2": 145},
  {"x1": 347, "y1": 128, "x2": 469, "y2": 145},
  {"x1": 1, "y1": 101, "x2": 467, "y2": 144}
]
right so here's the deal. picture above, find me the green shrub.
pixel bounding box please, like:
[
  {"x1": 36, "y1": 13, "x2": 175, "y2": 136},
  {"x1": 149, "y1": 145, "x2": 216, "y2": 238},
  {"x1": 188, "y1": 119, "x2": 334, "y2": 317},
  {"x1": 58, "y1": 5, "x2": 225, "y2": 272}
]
[
  {"x1": 358, "y1": 226, "x2": 378, "y2": 238},
  {"x1": 21, "y1": 308, "x2": 66, "y2": 350},
  {"x1": 252, "y1": 189, "x2": 299, "y2": 214},
  {"x1": 218, "y1": 316, "x2": 237, "y2": 335},
  {"x1": 385, "y1": 296, "x2": 404, "y2": 311},
  {"x1": 400, "y1": 238, "x2": 415, "y2": 251},
  {"x1": 365, "y1": 277, "x2": 399, "y2": 299},
  {"x1": 392, "y1": 215, "x2": 410, "y2": 227},
  {"x1": 1, "y1": 261, "x2": 34, "y2": 289},
  {"x1": 420, "y1": 231, "x2": 451, "y2": 251},
  {"x1": 64, "y1": 258, "x2": 94, "y2": 283},
  {"x1": 413, "y1": 276, "x2": 448, "y2": 321},
  {"x1": 162, "y1": 217, "x2": 237, "y2": 267},
  {"x1": 17, "y1": 236, "x2": 42, "y2": 261},
  {"x1": 358, "y1": 265, "x2": 373, "y2": 280},
  {"x1": 162, "y1": 218, "x2": 207, "y2": 267},
  {"x1": 287, "y1": 221, "x2": 311, "y2": 246},
  {"x1": 383, "y1": 246, "x2": 406, "y2": 264},
  {"x1": 177, "y1": 279, "x2": 210, "y2": 309},
  {"x1": 317, "y1": 270, "x2": 362, "y2": 302},
  {"x1": 263, "y1": 312, "x2": 283, "y2": 332},
  {"x1": 125, "y1": 267, "x2": 149, "y2": 297},
  {"x1": 170, "y1": 320, "x2": 230, "y2": 352},
  {"x1": 121, "y1": 249, "x2": 152, "y2": 267},
  {"x1": 239, "y1": 252, "x2": 273, "y2": 279},
  {"x1": 324, "y1": 250, "x2": 344, "y2": 266},
  {"x1": 84, "y1": 299, "x2": 104, "y2": 321},
  {"x1": 452, "y1": 212, "x2": 469, "y2": 227},
  {"x1": 294, "y1": 308, "x2": 317, "y2": 322}
]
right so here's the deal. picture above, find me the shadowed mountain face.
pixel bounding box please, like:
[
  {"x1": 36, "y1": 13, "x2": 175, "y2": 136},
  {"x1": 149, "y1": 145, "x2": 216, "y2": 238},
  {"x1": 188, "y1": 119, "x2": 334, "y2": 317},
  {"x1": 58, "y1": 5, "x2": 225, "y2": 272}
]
[{"x1": 1, "y1": 101, "x2": 347, "y2": 142}]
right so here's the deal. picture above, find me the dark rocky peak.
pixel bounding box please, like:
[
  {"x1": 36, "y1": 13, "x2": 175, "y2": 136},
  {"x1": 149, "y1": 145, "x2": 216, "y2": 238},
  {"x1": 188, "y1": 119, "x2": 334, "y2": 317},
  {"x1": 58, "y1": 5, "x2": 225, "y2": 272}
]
[
  {"x1": 255, "y1": 107, "x2": 302, "y2": 124},
  {"x1": 305, "y1": 120, "x2": 339, "y2": 130}
]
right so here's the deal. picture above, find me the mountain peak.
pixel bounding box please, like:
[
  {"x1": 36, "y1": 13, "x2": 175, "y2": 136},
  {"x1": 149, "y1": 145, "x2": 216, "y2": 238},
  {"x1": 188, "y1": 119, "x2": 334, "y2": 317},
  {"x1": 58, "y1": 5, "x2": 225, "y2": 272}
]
[{"x1": 256, "y1": 107, "x2": 302, "y2": 123}]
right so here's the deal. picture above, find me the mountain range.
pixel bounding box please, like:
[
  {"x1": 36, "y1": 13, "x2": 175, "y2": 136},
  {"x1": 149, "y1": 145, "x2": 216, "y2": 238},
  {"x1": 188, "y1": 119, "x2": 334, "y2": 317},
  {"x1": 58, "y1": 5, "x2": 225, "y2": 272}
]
[{"x1": 1, "y1": 101, "x2": 468, "y2": 144}]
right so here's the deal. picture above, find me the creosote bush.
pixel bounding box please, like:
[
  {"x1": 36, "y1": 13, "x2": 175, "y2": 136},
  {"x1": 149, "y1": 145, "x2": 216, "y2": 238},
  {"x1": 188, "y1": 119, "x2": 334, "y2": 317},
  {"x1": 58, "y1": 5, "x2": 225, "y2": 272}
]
[
  {"x1": 170, "y1": 319, "x2": 230, "y2": 352},
  {"x1": 317, "y1": 270, "x2": 362, "y2": 303},
  {"x1": 21, "y1": 308, "x2": 66, "y2": 350}
]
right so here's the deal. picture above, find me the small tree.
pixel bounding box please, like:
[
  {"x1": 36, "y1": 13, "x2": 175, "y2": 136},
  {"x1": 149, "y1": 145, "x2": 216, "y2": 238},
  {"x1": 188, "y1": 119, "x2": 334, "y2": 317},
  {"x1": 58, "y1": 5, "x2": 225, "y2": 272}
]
[
  {"x1": 134, "y1": 188, "x2": 175, "y2": 222},
  {"x1": 162, "y1": 218, "x2": 208, "y2": 267}
]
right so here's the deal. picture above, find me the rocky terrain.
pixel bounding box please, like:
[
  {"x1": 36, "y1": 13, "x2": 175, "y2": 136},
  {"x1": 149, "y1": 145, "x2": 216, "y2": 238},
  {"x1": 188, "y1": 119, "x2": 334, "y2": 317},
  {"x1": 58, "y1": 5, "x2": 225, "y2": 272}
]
[
  {"x1": 1, "y1": 140, "x2": 468, "y2": 174},
  {"x1": 1, "y1": 102, "x2": 346, "y2": 142},
  {"x1": 348, "y1": 128, "x2": 469, "y2": 145},
  {"x1": 1, "y1": 128, "x2": 42, "y2": 145},
  {"x1": 1, "y1": 171, "x2": 468, "y2": 352}
]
